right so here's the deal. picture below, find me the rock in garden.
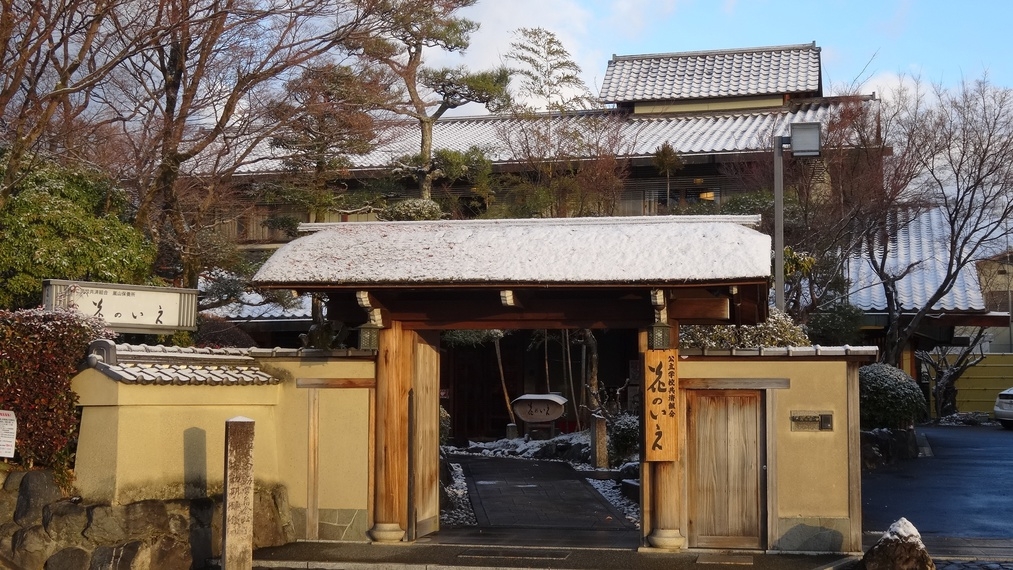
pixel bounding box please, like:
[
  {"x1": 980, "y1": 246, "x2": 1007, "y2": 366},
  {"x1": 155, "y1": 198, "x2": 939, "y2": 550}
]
[
  {"x1": 43, "y1": 546, "x2": 90, "y2": 570},
  {"x1": 862, "y1": 517, "x2": 935, "y2": 570},
  {"x1": 14, "y1": 471, "x2": 63, "y2": 526}
]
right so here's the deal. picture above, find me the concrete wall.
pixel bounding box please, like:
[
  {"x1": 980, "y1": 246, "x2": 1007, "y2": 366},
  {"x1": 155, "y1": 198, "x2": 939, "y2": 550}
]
[
  {"x1": 679, "y1": 357, "x2": 861, "y2": 553},
  {"x1": 73, "y1": 369, "x2": 282, "y2": 505},
  {"x1": 72, "y1": 348, "x2": 863, "y2": 551},
  {"x1": 71, "y1": 353, "x2": 375, "y2": 541},
  {"x1": 264, "y1": 356, "x2": 373, "y2": 540}
]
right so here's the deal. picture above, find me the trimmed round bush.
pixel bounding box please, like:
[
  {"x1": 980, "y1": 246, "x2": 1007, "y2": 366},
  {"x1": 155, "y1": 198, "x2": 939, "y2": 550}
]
[
  {"x1": 607, "y1": 413, "x2": 640, "y2": 466},
  {"x1": 378, "y1": 198, "x2": 444, "y2": 221},
  {"x1": 859, "y1": 363, "x2": 927, "y2": 429}
]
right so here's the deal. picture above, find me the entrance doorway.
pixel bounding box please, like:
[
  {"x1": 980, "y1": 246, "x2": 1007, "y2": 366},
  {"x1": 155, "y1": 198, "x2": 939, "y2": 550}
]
[{"x1": 686, "y1": 389, "x2": 765, "y2": 549}]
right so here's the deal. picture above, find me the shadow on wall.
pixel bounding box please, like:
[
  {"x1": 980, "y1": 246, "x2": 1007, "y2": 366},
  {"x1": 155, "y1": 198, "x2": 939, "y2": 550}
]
[
  {"x1": 184, "y1": 427, "x2": 214, "y2": 566},
  {"x1": 776, "y1": 522, "x2": 844, "y2": 552}
]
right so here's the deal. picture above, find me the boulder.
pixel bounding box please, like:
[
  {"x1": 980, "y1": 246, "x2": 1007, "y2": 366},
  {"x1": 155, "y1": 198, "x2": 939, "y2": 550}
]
[
  {"x1": 43, "y1": 547, "x2": 90, "y2": 570},
  {"x1": 82, "y1": 505, "x2": 128, "y2": 545},
  {"x1": 89, "y1": 541, "x2": 148, "y2": 570},
  {"x1": 147, "y1": 536, "x2": 192, "y2": 570},
  {"x1": 561, "y1": 442, "x2": 591, "y2": 463},
  {"x1": 15, "y1": 472, "x2": 63, "y2": 526},
  {"x1": 123, "y1": 500, "x2": 169, "y2": 538},
  {"x1": 862, "y1": 517, "x2": 935, "y2": 570},
  {"x1": 861, "y1": 428, "x2": 919, "y2": 469},
  {"x1": 43, "y1": 501, "x2": 89, "y2": 544},
  {"x1": 0, "y1": 473, "x2": 21, "y2": 524},
  {"x1": 2, "y1": 471, "x2": 26, "y2": 493},
  {"x1": 11, "y1": 524, "x2": 58, "y2": 570},
  {"x1": 252, "y1": 487, "x2": 290, "y2": 548}
]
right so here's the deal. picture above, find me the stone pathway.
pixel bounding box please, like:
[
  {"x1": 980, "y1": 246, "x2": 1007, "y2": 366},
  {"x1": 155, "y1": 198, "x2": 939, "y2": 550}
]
[{"x1": 459, "y1": 455, "x2": 634, "y2": 530}]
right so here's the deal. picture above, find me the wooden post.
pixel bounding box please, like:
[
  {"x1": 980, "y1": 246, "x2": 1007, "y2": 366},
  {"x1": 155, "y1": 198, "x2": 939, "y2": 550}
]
[
  {"x1": 369, "y1": 321, "x2": 409, "y2": 542},
  {"x1": 306, "y1": 388, "x2": 319, "y2": 540},
  {"x1": 645, "y1": 318, "x2": 685, "y2": 550},
  {"x1": 221, "y1": 417, "x2": 255, "y2": 570},
  {"x1": 591, "y1": 414, "x2": 608, "y2": 469}
]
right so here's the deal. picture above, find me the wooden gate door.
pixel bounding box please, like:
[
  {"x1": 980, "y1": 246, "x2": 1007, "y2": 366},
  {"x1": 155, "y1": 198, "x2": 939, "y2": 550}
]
[
  {"x1": 687, "y1": 390, "x2": 764, "y2": 549},
  {"x1": 411, "y1": 332, "x2": 441, "y2": 538}
]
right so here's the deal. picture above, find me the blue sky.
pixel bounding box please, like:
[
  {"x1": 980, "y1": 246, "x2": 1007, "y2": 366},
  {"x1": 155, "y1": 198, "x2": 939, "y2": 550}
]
[{"x1": 432, "y1": 0, "x2": 1011, "y2": 107}]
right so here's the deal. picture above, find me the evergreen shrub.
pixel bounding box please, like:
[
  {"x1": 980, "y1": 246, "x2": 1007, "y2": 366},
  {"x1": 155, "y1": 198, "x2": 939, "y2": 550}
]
[
  {"x1": 0, "y1": 309, "x2": 113, "y2": 472},
  {"x1": 607, "y1": 413, "x2": 640, "y2": 466},
  {"x1": 859, "y1": 363, "x2": 927, "y2": 429},
  {"x1": 378, "y1": 198, "x2": 444, "y2": 221}
]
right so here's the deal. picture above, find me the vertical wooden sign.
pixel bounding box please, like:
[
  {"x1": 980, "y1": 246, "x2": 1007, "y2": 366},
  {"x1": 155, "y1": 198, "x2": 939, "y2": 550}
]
[{"x1": 643, "y1": 349, "x2": 678, "y2": 462}]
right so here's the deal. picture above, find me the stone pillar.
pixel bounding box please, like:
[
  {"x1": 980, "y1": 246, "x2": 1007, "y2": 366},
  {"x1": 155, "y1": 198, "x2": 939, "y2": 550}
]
[
  {"x1": 221, "y1": 417, "x2": 255, "y2": 570},
  {"x1": 370, "y1": 321, "x2": 409, "y2": 542},
  {"x1": 591, "y1": 414, "x2": 608, "y2": 469}
]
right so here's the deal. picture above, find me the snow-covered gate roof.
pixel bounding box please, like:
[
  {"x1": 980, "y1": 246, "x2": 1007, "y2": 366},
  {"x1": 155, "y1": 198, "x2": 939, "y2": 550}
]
[{"x1": 253, "y1": 216, "x2": 772, "y2": 329}]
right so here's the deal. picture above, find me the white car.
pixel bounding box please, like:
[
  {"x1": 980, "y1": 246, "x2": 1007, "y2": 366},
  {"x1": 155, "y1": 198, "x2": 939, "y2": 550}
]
[{"x1": 996, "y1": 387, "x2": 1013, "y2": 429}]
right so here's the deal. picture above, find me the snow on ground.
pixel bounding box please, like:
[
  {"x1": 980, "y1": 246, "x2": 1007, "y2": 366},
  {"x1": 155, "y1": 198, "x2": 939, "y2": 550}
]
[
  {"x1": 440, "y1": 463, "x2": 478, "y2": 527},
  {"x1": 439, "y1": 430, "x2": 642, "y2": 529},
  {"x1": 934, "y1": 412, "x2": 998, "y2": 427}
]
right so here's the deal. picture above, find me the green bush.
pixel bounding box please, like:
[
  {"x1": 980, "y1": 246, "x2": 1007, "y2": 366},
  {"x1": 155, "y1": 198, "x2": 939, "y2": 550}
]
[
  {"x1": 607, "y1": 413, "x2": 640, "y2": 466},
  {"x1": 194, "y1": 314, "x2": 257, "y2": 348},
  {"x1": 681, "y1": 309, "x2": 811, "y2": 349},
  {"x1": 806, "y1": 303, "x2": 865, "y2": 346},
  {"x1": 378, "y1": 198, "x2": 444, "y2": 221},
  {"x1": 859, "y1": 363, "x2": 927, "y2": 429},
  {"x1": 0, "y1": 308, "x2": 113, "y2": 471}
]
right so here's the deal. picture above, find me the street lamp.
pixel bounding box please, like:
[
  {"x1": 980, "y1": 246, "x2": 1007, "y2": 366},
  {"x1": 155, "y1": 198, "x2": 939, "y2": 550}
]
[{"x1": 773, "y1": 122, "x2": 821, "y2": 311}]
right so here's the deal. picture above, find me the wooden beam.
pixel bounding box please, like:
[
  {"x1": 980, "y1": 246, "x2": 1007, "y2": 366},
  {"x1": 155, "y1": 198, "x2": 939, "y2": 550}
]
[
  {"x1": 680, "y1": 377, "x2": 790, "y2": 390},
  {"x1": 321, "y1": 284, "x2": 769, "y2": 329},
  {"x1": 297, "y1": 377, "x2": 376, "y2": 389},
  {"x1": 669, "y1": 297, "x2": 730, "y2": 321}
]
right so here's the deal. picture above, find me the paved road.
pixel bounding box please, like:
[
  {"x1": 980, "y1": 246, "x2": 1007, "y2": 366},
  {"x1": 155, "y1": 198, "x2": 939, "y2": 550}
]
[{"x1": 863, "y1": 424, "x2": 1013, "y2": 538}]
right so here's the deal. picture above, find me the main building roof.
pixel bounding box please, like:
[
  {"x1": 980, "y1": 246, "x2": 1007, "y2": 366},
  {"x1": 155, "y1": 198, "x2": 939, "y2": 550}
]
[{"x1": 599, "y1": 43, "x2": 823, "y2": 104}]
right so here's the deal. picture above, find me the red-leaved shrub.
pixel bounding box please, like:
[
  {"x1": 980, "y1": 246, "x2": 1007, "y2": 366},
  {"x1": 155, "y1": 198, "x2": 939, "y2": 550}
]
[{"x1": 0, "y1": 308, "x2": 113, "y2": 469}]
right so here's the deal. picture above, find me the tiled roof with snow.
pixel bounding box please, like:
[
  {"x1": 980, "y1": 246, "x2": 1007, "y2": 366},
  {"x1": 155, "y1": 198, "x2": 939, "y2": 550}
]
[
  {"x1": 253, "y1": 215, "x2": 771, "y2": 287},
  {"x1": 204, "y1": 291, "x2": 313, "y2": 321},
  {"x1": 86, "y1": 342, "x2": 279, "y2": 386},
  {"x1": 598, "y1": 43, "x2": 822, "y2": 104},
  {"x1": 232, "y1": 99, "x2": 866, "y2": 174},
  {"x1": 848, "y1": 208, "x2": 987, "y2": 312}
]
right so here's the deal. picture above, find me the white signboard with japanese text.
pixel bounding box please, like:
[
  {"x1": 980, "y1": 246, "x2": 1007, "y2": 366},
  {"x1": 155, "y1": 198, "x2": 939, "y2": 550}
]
[
  {"x1": 43, "y1": 279, "x2": 197, "y2": 334},
  {"x1": 0, "y1": 410, "x2": 16, "y2": 458}
]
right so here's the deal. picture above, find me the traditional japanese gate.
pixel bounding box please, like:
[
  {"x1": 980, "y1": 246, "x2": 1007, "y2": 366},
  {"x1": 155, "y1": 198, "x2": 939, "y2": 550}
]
[
  {"x1": 253, "y1": 216, "x2": 773, "y2": 549},
  {"x1": 687, "y1": 390, "x2": 764, "y2": 548}
]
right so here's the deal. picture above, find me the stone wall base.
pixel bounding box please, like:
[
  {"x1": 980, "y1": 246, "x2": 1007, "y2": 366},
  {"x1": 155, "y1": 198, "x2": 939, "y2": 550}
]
[
  {"x1": 290, "y1": 507, "x2": 370, "y2": 541},
  {"x1": 0, "y1": 470, "x2": 295, "y2": 570}
]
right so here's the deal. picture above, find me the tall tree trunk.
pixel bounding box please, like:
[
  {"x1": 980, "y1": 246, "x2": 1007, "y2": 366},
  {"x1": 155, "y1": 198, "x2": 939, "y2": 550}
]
[
  {"x1": 543, "y1": 329, "x2": 550, "y2": 392},
  {"x1": 418, "y1": 116, "x2": 434, "y2": 200},
  {"x1": 494, "y1": 337, "x2": 516, "y2": 425},
  {"x1": 564, "y1": 329, "x2": 580, "y2": 430}
]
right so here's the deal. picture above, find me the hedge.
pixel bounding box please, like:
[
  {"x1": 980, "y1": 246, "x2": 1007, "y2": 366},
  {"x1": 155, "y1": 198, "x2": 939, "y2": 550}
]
[{"x1": 0, "y1": 308, "x2": 113, "y2": 470}]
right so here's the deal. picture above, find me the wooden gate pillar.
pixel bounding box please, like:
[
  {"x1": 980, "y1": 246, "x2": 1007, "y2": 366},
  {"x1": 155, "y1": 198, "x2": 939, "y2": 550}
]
[
  {"x1": 642, "y1": 317, "x2": 686, "y2": 550},
  {"x1": 369, "y1": 321, "x2": 410, "y2": 542}
]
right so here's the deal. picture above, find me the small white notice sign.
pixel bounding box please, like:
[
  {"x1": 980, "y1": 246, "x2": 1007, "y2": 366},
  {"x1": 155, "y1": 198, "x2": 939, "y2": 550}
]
[{"x1": 0, "y1": 410, "x2": 16, "y2": 458}]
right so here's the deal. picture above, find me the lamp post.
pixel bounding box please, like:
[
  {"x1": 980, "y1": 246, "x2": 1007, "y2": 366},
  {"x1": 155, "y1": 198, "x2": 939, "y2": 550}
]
[{"x1": 773, "y1": 122, "x2": 821, "y2": 311}]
